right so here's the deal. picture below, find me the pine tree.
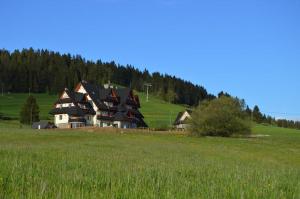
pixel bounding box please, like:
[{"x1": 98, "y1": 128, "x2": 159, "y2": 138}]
[
  {"x1": 20, "y1": 95, "x2": 40, "y2": 124},
  {"x1": 245, "y1": 106, "x2": 252, "y2": 117},
  {"x1": 252, "y1": 105, "x2": 263, "y2": 123}
]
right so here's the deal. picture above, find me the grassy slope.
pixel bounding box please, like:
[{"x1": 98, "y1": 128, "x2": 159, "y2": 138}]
[
  {"x1": 0, "y1": 93, "x2": 185, "y2": 128},
  {"x1": 0, "y1": 123, "x2": 299, "y2": 198}
]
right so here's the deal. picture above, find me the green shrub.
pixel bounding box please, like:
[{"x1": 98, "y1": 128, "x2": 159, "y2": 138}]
[{"x1": 190, "y1": 96, "x2": 251, "y2": 137}]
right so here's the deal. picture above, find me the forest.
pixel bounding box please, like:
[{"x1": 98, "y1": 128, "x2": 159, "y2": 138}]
[{"x1": 0, "y1": 48, "x2": 214, "y2": 106}]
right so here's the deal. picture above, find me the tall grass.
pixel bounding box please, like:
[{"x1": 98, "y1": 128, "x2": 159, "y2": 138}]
[{"x1": 0, "y1": 124, "x2": 299, "y2": 198}]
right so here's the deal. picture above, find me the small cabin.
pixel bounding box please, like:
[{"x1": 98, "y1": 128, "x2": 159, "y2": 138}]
[{"x1": 173, "y1": 110, "x2": 192, "y2": 130}]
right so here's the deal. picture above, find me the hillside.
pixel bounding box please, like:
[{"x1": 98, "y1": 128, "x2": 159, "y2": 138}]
[
  {"x1": 0, "y1": 48, "x2": 211, "y2": 106},
  {"x1": 0, "y1": 123, "x2": 299, "y2": 198},
  {"x1": 0, "y1": 92, "x2": 186, "y2": 128}
]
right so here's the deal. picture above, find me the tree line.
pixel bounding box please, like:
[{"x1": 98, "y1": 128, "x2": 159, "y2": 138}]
[
  {"x1": 0, "y1": 48, "x2": 214, "y2": 106},
  {"x1": 218, "y1": 92, "x2": 300, "y2": 130}
]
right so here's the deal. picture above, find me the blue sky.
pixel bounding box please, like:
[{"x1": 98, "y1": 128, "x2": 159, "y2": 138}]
[{"x1": 1, "y1": 0, "x2": 300, "y2": 119}]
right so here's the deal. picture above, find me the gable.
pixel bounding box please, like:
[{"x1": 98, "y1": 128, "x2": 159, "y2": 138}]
[
  {"x1": 179, "y1": 111, "x2": 192, "y2": 121},
  {"x1": 61, "y1": 91, "x2": 70, "y2": 99},
  {"x1": 75, "y1": 83, "x2": 87, "y2": 94}
]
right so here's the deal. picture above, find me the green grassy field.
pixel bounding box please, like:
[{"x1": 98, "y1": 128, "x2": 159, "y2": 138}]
[
  {"x1": 0, "y1": 123, "x2": 299, "y2": 198},
  {"x1": 0, "y1": 92, "x2": 185, "y2": 128}
]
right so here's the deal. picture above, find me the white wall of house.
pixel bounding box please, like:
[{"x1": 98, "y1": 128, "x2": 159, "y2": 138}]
[
  {"x1": 101, "y1": 121, "x2": 113, "y2": 127},
  {"x1": 92, "y1": 115, "x2": 98, "y2": 126},
  {"x1": 112, "y1": 121, "x2": 136, "y2": 129},
  {"x1": 85, "y1": 115, "x2": 94, "y2": 126},
  {"x1": 113, "y1": 121, "x2": 121, "y2": 128},
  {"x1": 54, "y1": 114, "x2": 69, "y2": 128},
  {"x1": 176, "y1": 124, "x2": 190, "y2": 130},
  {"x1": 77, "y1": 84, "x2": 98, "y2": 126}
]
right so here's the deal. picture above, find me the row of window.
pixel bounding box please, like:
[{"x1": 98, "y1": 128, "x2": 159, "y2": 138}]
[
  {"x1": 58, "y1": 103, "x2": 73, "y2": 108},
  {"x1": 58, "y1": 115, "x2": 93, "y2": 121}
]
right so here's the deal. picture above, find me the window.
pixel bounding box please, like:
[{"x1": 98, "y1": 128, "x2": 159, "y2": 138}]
[
  {"x1": 59, "y1": 115, "x2": 63, "y2": 120},
  {"x1": 101, "y1": 111, "x2": 108, "y2": 116}
]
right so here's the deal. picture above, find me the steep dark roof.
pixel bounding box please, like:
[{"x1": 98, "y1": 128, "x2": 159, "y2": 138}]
[
  {"x1": 56, "y1": 90, "x2": 86, "y2": 104},
  {"x1": 174, "y1": 111, "x2": 184, "y2": 125},
  {"x1": 65, "y1": 89, "x2": 83, "y2": 102},
  {"x1": 54, "y1": 98, "x2": 73, "y2": 104},
  {"x1": 49, "y1": 106, "x2": 95, "y2": 116},
  {"x1": 113, "y1": 112, "x2": 128, "y2": 121},
  {"x1": 138, "y1": 119, "x2": 148, "y2": 128},
  {"x1": 116, "y1": 88, "x2": 131, "y2": 104},
  {"x1": 80, "y1": 81, "x2": 113, "y2": 110}
]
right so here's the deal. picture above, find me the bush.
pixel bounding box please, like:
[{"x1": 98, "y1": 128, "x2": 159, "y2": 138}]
[{"x1": 190, "y1": 96, "x2": 251, "y2": 137}]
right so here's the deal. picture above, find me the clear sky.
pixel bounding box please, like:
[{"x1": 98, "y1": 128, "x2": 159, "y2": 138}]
[{"x1": 1, "y1": 0, "x2": 300, "y2": 119}]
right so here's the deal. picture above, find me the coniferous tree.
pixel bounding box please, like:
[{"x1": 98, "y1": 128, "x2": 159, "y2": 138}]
[
  {"x1": 20, "y1": 95, "x2": 40, "y2": 124},
  {"x1": 245, "y1": 106, "x2": 252, "y2": 117},
  {"x1": 252, "y1": 105, "x2": 263, "y2": 123}
]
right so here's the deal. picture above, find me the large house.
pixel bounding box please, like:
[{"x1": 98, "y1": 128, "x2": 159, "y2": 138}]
[
  {"x1": 49, "y1": 81, "x2": 147, "y2": 129},
  {"x1": 173, "y1": 110, "x2": 192, "y2": 130}
]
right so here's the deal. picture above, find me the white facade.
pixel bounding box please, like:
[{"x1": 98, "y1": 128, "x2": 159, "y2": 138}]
[
  {"x1": 175, "y1": 123, "x2": 190, "y2": 129},
  {"x1": 76, "y1": 84, "x2": 99, "y2": 126},
  {"x1": 54, "y1": 114, "x2": 69, "y2": 128}
]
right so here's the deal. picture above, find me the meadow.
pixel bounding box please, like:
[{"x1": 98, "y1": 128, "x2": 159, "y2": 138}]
[
  {"x1": 0, "y1": 92, "x2": 185, "y2": 128},
  {"x1": 0, "y1": 122, "x2": 299, "y2": 198}
]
